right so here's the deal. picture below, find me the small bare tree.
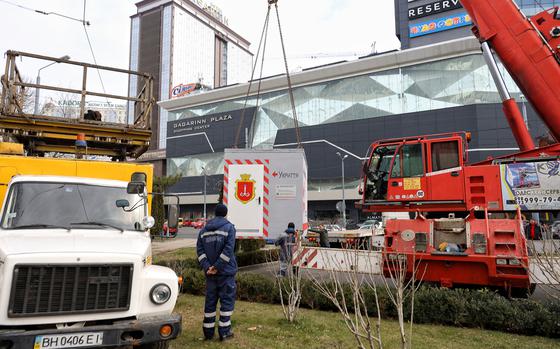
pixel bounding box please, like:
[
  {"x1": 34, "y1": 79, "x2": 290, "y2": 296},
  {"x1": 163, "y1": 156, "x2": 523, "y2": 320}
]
[
  {"x1": 381, "y1": 252, "x2": 425, "y2": 349},
  {"x1": 17, "y1": 77, "x2": 36, "y2": 114},
  {"x1": 266, "y1": 236, "x2": 302, "y2": 323},
  {"x1": 55, "y1": 92, "x2": 80, "y2": 118},
  {"x1": 309, "y1": 246, "x2": 383, "y2": 349},
  {"x1": 526, "y1": 226, "x2": 560, "y2": 301}
]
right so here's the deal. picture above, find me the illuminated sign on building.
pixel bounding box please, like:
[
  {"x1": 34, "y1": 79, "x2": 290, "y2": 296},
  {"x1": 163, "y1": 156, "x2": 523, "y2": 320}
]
[
  {"x1": 409, "y1": 12, "x2": 472, "y2": 38},
  {"x1": 408, "y1": 0, "x2": 463, "y2": 20}
]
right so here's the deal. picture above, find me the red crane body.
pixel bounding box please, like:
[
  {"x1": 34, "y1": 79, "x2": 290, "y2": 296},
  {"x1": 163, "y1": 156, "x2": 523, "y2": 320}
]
[
  {"x1": 357, "y1": 1, "x2": 560, "y2": 295},
  {"x1": 462, "y1": 0, "x2": 560, "y2": 143}
]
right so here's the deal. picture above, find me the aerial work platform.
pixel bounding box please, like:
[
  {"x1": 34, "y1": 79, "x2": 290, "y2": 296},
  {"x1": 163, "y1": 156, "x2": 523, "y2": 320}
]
[{"x1": 0, "y1": 51, "x2": 154, "y2": 159}]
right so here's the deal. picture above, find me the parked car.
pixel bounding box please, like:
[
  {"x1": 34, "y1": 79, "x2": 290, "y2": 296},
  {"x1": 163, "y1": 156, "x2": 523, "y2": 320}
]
[
  {"x1": 191, "y1": 218, "x2": 206, "y2": 229},
  {"x1": 551, "y1": 221, "x2": 560, "y2": 239},
  {"x1": 358, "y1": 219, "x2": 380, "y2": 228},
  {"x1": 324, "y1": 224, "x2": 342, "y2": 232},
  {"x1": 162, "y1": 221, "x2": 178, "y2": 238},
  {"x1": 182, "y1": 218, "x2": 193, "y2": 227}
]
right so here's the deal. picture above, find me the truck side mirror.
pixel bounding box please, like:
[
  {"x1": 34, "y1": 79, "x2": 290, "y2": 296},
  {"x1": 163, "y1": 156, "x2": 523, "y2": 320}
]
[
  {"x1": 168, "y1": 204, "x2": 179, "y2": 229},
  {"x1": 127, "y1": 181, "x2": 145, "y2": 194}
]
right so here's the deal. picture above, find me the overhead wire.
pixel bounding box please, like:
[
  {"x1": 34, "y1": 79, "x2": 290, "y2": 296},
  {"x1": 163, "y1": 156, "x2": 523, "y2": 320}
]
[
  {"x1": 82, "y1": 0, "x2": 110, "y2": 105},
  {"x1": 0, "y1": 0, "x2": 89, "y2": 24}
]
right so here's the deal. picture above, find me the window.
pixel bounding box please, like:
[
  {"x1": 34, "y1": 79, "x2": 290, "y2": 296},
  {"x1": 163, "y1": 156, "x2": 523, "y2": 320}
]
[
  {"x1": 431, "y1": 141, "x2": 460, "y2": 172},
  {"x1": 391, "y1": 144, "x2": 423, "y2": 178}
]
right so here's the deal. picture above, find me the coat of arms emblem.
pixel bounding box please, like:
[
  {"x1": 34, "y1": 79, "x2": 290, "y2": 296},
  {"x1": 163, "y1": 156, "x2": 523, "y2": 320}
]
[{"x1": 235, "y1": 174, "x2": 256, "y2": 204}]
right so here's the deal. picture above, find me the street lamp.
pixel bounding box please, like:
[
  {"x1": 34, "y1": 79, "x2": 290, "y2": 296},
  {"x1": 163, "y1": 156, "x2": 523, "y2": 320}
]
[
  {"x1": 34, "y1": 55, "x2": 71, "y2": 115},
  {"x1": 336, "y1": 152, "x2": 348, "y2": 229},
  {"x1": 202, "y1": 166, "x2": 208, "y2": 220}
]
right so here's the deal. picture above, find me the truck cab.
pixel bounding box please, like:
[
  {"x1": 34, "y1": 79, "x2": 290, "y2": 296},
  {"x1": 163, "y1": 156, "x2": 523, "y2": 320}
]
[
  {"x1": 0, "y1": 173, "x2": 181, "y2": 348},
  {"x1": 360, "y1": 133, "x2": 487, "y2": 213}
]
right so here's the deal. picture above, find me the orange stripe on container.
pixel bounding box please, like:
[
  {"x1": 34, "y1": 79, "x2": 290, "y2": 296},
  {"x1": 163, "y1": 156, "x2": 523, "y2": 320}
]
[
  {"x1": 263, "y1": 186, "x2": 269, "y2": 194},
  {"x1": 306, "y1": 249, "x2": 318, "y2": 266},
  {"x1": 236, "y1": 160, "x2": 243, "y2": 164},
  {"x1": 291, "y1": 248, "x2": 309, "y2": 266}
]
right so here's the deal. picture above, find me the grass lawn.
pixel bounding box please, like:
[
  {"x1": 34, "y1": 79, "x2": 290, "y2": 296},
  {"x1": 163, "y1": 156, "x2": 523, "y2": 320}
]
[
  {"x1": 154, "y1": 247, "x2": 197, "y2": 263},
  {"x1": 169, "y1": 295, "x2": 560, "y2": 349}
]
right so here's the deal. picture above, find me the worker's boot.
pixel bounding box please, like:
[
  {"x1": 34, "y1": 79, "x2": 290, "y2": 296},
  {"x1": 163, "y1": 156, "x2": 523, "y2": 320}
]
[{"x1": 220, "y1": 331, "x2": 234, "y2": 341}]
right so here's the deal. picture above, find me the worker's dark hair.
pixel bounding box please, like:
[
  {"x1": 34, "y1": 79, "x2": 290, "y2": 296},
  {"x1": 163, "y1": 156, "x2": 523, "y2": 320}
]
[
  {"x1": 287, "y1": 222, "x2": 295, "y2": 229},
  {"x1": 215, "y1": 204, "x2": 228, "y2": 217}
]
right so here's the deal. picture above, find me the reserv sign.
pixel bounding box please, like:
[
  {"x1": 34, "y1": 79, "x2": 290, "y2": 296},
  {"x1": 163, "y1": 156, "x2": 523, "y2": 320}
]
[{"x1": 408, "y1": 0, "x2": 463, "y2": 20}]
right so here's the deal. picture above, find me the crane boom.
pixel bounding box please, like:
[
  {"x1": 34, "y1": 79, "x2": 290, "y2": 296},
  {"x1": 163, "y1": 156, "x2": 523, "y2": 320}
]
[{"x1": 460, "y1": 0, "x2": 560, "y2": 142}]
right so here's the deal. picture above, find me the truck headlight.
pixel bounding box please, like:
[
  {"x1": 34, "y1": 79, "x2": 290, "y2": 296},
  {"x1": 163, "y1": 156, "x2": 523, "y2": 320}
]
[
  {"x1": 496, "y1": 258, "x2": 507, "y2": 265},
  {"x1": 143, "y1": 216, "x2": 155, "y2": 229},
  {"x1": 150, "y1": 284, "x2": 172, "y2": 305}
]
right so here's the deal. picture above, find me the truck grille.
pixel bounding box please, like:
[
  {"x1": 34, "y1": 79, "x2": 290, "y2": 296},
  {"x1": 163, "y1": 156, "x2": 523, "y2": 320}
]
[{"x1": 8, "y1": 264, "x2": 133, "y2": 317}]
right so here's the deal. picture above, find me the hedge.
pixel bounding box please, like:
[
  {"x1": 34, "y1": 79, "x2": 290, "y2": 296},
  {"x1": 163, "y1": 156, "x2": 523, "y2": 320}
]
[
  {"x1": 170, "y1": 266, "x2": 560, "y2": 338},
  {"x1": 155, "y1": 248, "x2": 278, "y2": 275}
]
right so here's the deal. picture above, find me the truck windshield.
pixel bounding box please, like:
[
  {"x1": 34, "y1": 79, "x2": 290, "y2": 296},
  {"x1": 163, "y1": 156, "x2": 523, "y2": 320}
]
[{"x1": 1, "y1": 182, "x2": 144, "y2": 231}]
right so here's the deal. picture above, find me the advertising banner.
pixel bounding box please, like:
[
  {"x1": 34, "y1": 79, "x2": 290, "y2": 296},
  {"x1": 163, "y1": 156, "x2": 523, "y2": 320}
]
[
  {"x1": 166, "y1": 107, "x2": 256, "y2": 158},
  {"x1": 500, "y1": 160, "x2": 560, "y2": 211},
  {"x1": 409, "y1": 12, "x2": 471, "y2": 38}
]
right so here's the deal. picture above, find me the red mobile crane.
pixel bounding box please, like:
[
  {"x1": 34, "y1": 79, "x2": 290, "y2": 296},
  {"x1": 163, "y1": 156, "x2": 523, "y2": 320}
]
[{"x1": 357, "y1": 0, "x2": 560, "y2": 295}]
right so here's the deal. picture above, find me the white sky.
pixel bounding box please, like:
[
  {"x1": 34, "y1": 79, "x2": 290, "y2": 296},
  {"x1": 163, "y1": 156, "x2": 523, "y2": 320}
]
[{"x1": 0, "y1": 0, "x2": 400, "y2": 104}]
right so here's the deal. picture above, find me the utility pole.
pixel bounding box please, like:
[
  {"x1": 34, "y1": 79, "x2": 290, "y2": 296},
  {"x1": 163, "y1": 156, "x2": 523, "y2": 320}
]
[
  {"x1": 336, "y1": 152, "x2": 348, "y2": 229},
  {"x1": 34, "y1": 55, "x2": 70, "y2": 115},
  {"x1": 202, "y1": 166, "x2": 207, "y2": 220}
]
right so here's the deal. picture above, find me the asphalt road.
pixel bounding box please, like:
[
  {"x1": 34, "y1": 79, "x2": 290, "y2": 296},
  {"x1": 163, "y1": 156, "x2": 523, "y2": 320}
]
[{"x1": 177, "y1": 226, "x2": 199, "y2": 239}]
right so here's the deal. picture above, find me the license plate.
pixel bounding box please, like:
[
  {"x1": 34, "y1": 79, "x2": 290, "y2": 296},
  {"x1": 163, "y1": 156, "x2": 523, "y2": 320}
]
[{"x1": 33, "y1": 332, "x2": 103, "y2": 349}]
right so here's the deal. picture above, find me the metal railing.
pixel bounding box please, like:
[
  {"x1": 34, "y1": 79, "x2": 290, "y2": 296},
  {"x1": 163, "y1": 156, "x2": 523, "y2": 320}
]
[{"x1": 0, "y1": 50, "x2": 154, "y2": 129}]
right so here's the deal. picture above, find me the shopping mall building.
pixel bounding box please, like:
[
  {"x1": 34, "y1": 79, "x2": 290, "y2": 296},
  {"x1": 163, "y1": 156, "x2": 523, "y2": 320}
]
[{"x1": 159, "y1": 36, "x2": 551, "y2": 223}]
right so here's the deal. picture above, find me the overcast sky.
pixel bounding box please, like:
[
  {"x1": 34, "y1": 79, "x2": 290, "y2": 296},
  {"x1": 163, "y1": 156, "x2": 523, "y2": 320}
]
[{"x1": 0, "y1": 0, "x2": 400, "y2": 104}]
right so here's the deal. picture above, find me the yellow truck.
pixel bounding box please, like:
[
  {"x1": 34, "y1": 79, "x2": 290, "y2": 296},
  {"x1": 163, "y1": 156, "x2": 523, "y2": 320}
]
[{"x1": 0, "y1": 146, "x2": 181, "y2": 349}]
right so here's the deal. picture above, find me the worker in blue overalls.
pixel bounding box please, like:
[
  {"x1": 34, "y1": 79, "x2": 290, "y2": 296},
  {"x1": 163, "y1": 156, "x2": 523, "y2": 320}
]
[{"x1": 196, "y1": 204, "x2": 237, "y2": 341}]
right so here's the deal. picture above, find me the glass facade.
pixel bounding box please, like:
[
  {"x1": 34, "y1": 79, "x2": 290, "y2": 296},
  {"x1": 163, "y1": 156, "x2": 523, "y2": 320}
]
[
  {"x1": 159, "y1": 5, "x2": 173, "y2": 150},
  {"x1": 127, "y1": 17, "x2": 140, "y2": 125},
  {"x1": 167, "y1": 52, "x2": 524, "y2": 182},
  {"x1": 516, "y1": 0, "x2": 560, "y2": 16}
]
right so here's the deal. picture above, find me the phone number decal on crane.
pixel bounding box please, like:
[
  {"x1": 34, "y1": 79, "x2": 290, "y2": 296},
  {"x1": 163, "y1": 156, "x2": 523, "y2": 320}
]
[
  {"x1": 501, "y1": 160, "x2": 560, "y2": 210},
  {"x1": 515, "y1": 196, "x2": 560, "y2": 205}
]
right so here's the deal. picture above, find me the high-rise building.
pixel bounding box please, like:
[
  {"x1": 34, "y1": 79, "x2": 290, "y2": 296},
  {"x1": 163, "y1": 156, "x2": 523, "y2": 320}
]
[
  {"x1": 129, "y1": 0, "x2": 253, "y2": 175},
  {"x1": 395, "y1": 0, "x2": 560, "y2": 49}
]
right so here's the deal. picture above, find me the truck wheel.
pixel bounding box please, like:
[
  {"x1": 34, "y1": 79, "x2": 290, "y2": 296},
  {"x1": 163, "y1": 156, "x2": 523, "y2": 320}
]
[
  {"x1": 139, "y1": 342, "x2": 169, "y2": 349},
  {"x1": 510, "y1": 284, "x2": 536, "y2": 298}
]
